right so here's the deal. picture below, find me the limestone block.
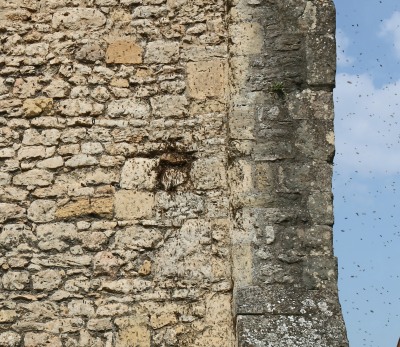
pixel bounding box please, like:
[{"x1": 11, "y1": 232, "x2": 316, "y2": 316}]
[
  {"x1": 145, "y1": 40, "x2": 179, "y2": 64},
  {"x1": 2, "y1": 271, "x2": 30, "y2": 290},
  {"x1": 65, "y1": 154, "x2": 98, "y2": 167},
  {"x1": 43, "y1": 79, "x2": 70, "y2": 98},
  {"x1": 100, "y1": 278, "x2": 152, "y2": 294},
  {"x1": 13, "y1": 77, "x2": 40, "y2": 98},
  {"x1": 191, "y1": 156, "x2": 227, "y2": 190},
  {"x1": 87, "y1": 318, "x2": 113, "y2": 331},
  {"x1": 22, "y1": 98, "x2": 53, "y2": 117},
  {"x1": 0, "y1": 224, "x2": 36, "y2": 249},
  {"x1": 67, "y1": 300, "x2": 96, "y2": 317},
  {"x1": 229, "y1": 105, "x2": 255, "y2": 140},
  {"x1": 154, "y1": 219, "x2": 212, "y2": 280},
  {"x1": 55, "y1": 197, "x2": 114, "y2": 219},
  {"x1": 150, "y1": 95, "x2": 188, "y2": 118},
  {"x1": 32, "y1": 269, "x2": 64, "y2": 291},
  {"x1": 52, "y1": 8, "x2": 106, "y2": 30},
  {"x1": 113, "y1": 226, "x2": 162, "y2": 249},
  {"x1": 36, "y1": 223, "x2": 78, "y2": 251},
  {"x1": 0, "y1": 148, "x2": 15, "y2": 158},
  {"x1": 155, "y1": 192, "x2": 204, "y2": 219},
  {"x1": 22, "y1": 129, "x2": 61, "y2": 146},
  {"x1": 17, "y1": 145, "x2": 53, "y2": 160},
  {"x1": 106, "y1": 40, "x2": 143, "y2": 64},
  {"x1": 115, "y1": 316, "x2": 150, "y2": 347},
  {"x1": 81, "y1": 231, "x2": 108, "y2": 251},
  {"x1": 13, "y1": 169, "x2": 53, "y2": 186},
  {"x1": 58, "y1": 99, "x2": 103, "y2": 117},
  {"x1": 120, "y1": 158, "x2": 158, "y2": 190},
  {"x1": 229, "y1": 22, "x2": 263, "y2": 55},
  {"x1": 0, "y1": 172, "x2": 11, "y2": 185},
  {"x1": 0, "y1": 310, "x2": 18, "y2": 323},
  {"x1": 36, "y1": 156, "x2": 64, "y2": 169},
  {"x1": 76, "y1": 42, "x2": 105, "y2": 62},
  {"x1": 0, "y1": 331, "x2": 21, "y2": 347},
  {"x1": 114, "y1": 191, "x2": 154, "y2": 220},
  {"x1": 187, "y1": 60, "x2": 227, "y2": 99},
  {"x1": 0, "y1": 187, "x2": 28, "y2": 203},
  {"x1": 24, "y1": 333, "x2": 62, "y2": 347},
  {"x1": 93, "y1": 251, "x2": 120, "y2": 276},
  {"x1": 0, "y1": 203, "x2": 26, "y2": 223},
  {"x1": 192, "y1": 293, "x2": 234, "y2": 347},
  {"x1": 107, "y1": 99, "x2": 150, "y2": 119},
  {"x1": 27, "y1": 199, "x2": 56, "y2": 223}
]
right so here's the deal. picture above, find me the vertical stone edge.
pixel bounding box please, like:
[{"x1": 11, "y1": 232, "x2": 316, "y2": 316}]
[{"x1": 227, "y1": 0, "x2": 349, "y2": 346}]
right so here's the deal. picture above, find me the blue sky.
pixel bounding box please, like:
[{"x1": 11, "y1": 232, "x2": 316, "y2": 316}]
[{"x1": 333, "y1": 0, "x2": 400, "y2": 346}]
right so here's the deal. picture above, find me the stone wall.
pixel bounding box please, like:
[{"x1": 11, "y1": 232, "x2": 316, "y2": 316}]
[{"x1": 0, "y1": 0, "x2": 348, "y2": 346}]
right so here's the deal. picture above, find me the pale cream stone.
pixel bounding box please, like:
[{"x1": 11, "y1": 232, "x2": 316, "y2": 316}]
[
  {"x1": 18, "y1": 145, "x2": 48, "y2": 160},
  {"x1": 93, "y1": 251, "x2": 120, "y2": 276},
  {"x1": 80, "y1": 231, "x2": 108, "y2": 251},
  {"x1": 24, "y1": 332, "x2": 62, "y2": 347},
  {"x1": 191, "y1": 156, "x2": 227, "y2": 190},
  {"x1": 67, "y1": 300, "x2": 95, "y2": 317},
  {"x1": 32, "y1": 269, "x2": 64, "y2": 291},
  {"x1": 2, "y1": 271, "x2": 30, "y2": 290},
  {"x1": 107, "y1": 99, "x2": 150, "y2": 119},
  {"x1": 65, "y1": 154, "x2": 98, "y2": 168},
  {"x1": 58, "y1": 99, "x2": 103, "y2": 117},
  {"x1": 100, "y1": 278, "x2": 151, "y2": 294},
  {"x1": 106, "y1": 40, "x2": 143, "y2": 64},
  {"x1": 43, "y1": 79, "x2": 70, "y2": 98},
  {"x1": 114, "y1": 191, "x2": 154, "y2": 219},
  {"x1": 0, "y1": 148, "x2": 15, "y2": 158},
  {"x1": 150, "y1": 95, "x2": 188, "y2": 118},
  {"x1": 113, "y1": 226, "x2": 162, "y2": 249},
  {"x1": 87, "y1": 318, "x2": 113, "y2": 331},
  {"x1": 0, "y1": 203, "x2": 25, "y2": 223},
  {"x1": 36, "y1": 156, "x2": 64, "y2": 169},
  {"x1": 0, "y1": 187, "x2": 28, "y2": 202},
  {"x1": 13, "y1": 169, "x2": 53, "y2": 186},
  {"x1": 187, "y1": 60, "x2": 227, "y2": 99},
  {"x1": 52, "y1": 8, "x2": 106, "y2": 30},
  {"x1": 229, "y1": 22, "x2": 263, "y2": 55},
  {"x1": 23, "y1": 129, "x2": 60, "y2": 146},
  {"x1": 0, "y1": 331, "x2": 21, "y2": 347},
  {"x1": 27, "y1": 199, "x2": 56, "y2": 223},
  {"x1": 0, "y1": 172, "x2": 11, "y2": 185},
  {"x1": 36, "y1": 223, "x2": 78, "y2": 251},
  {"x1": 0, "y1": 310, "x2": 18, "y2": 323},
  {"x1": 145, "y1": 40, "x2": 179, "y2": 64},
  {"x1": 120, "y1": 158, "x2": 158, "y2": 190},
  {"x1": 0, "y1": 224, "x2": 35, "y2": 249}
]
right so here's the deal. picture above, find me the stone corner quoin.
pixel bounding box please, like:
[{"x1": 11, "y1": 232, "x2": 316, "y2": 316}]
[{"x1": 0, "y1": 0, "x2": 348, "y2": 346}]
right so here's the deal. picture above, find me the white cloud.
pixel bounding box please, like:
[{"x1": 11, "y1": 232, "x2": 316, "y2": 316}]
[
  {"x1": 334, "y1": 73, "x2": 400, "y2": 175},
  {"x1": 336, "y1": 29, "x2": 354, "y2": 67},
  {"x1": 380, "y1": 11, "x2": 400, "y2": 58}
]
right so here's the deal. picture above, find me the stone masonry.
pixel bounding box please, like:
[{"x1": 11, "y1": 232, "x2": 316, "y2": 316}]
[{"x1": 0, "y1": 0, "x2": 348, "y2": 346}]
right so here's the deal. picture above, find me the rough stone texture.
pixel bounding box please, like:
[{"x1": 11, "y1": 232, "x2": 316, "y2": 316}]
[{"x1": 0, "y1": 0, "x2": 347, "y2": 346}]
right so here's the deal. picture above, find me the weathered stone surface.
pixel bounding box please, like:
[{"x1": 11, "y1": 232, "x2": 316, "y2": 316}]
[
  {"x1": 150, "y1": 95, "x2": 188, "y2": 118},
  {"x1": 55, "y1": 197, "x2": 114, "y2": 219},
  {"x1": 36, "y1": 223, "x2": 78, "y2": 251},
  {"x1": 120, "y1": 158, "x2": 158, "y2": 190},
  {"x1": 2, "y1": 271, "x2": 30, "y2": 290},
  {"x1": 187, "y1": 60, "x2": 227, "y2": 99},
  {"x1": 52, "y1": 8, "x2": 106, "y2": 30},
  {"x1": 115, "y1": 316, "x2": 150, "y2": 347},
  {"x1": 145, "y1": 41, "x2": 179, "y2": 64},
  {"x1": 27, "y1": 200, "x2": 56, "y2": 223},
  {"x1": 106, "y1": 40, "x2": 143, "y2": 64},
  {"x1": 107, "y1": 99, "x2": 150, "y2": 118},
  {"x1": 191, "y1": 156, "x2": 227, "y2": 190},
  {"x1": 0, "y1": 203, "x2": 25, "y2": 222},
  {"x1": 32, "y1": 269, "x2": 64, "y2": 291},
  {"x1": 13, "y1": 169, "x2": 53, "y2": 186},
  {"x1": 24, "y1": 332, "x2": 62, "y2": 347},
  {"x1": 114, "y1": 191, "x2": 154, "y2": 219},
  {"x1": 22, "y1": 98, "x2": 53, "y2": 117},
  {"x1": 0, "y1": 331, "x2": 21, "y2": 347}
]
